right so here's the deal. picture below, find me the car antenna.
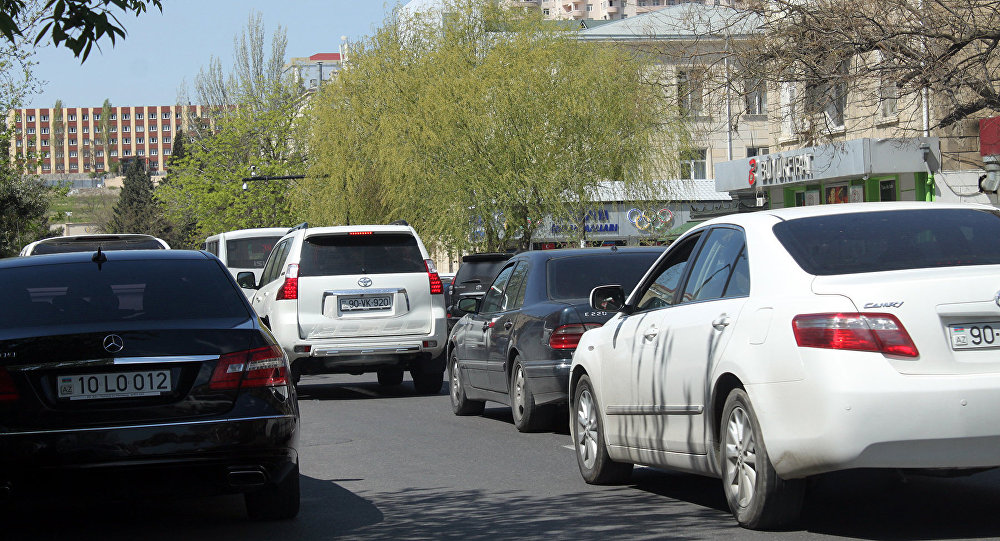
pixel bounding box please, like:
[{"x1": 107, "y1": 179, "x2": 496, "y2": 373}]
[{"x1": 92, "y1": 246, "x2": 107, "y2": 270}]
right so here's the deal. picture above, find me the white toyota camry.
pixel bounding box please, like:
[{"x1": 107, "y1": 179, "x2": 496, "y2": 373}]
[{"x1": 570, "y1": 201, "x2": 1000, "y2": 530}]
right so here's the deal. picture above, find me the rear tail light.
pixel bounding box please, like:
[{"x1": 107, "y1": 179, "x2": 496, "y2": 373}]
[
  {"x1": 0, "y1": 368, "x2": 20, "y2": 402},
  {"x1": 210, "y1": 345, "x2": 288, "y2": 390},
  {"x1": 792, "y1": 312, "x2": 919, "y2": 358},
  {"x1": 549, "y1": 323, "x2": 603, "y2": 350},
  {"x1": 425, "y1": 259, "x2": 443, "y2": 295},
  {"x1": 276, "y1": 263, "x2": 299, "y2": 300}
]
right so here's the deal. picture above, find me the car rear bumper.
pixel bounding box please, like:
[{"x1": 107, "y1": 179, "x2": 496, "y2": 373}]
[
  {"x1": 523, "y1": 359, "x2": 571, "y2": 406},
  {"x1": 750, "y1": 352, "x2": 1000, "y2": 478},
  {"x1": 0, "y1": 415, "x2": 298, "y2": 494}
]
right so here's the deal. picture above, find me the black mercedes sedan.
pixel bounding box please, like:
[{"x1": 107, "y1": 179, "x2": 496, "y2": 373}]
[
  {"x1": 447, "y1": 247, "x2": 664, "y2": 432},
  {"x1": 0, "y1": 249, "x2": 299, "y2": 519}
]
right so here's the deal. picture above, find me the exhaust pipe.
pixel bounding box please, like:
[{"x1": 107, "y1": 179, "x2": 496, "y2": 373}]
[{"x1": 227, "y1": 468, "x2": 267, "y2": 488}]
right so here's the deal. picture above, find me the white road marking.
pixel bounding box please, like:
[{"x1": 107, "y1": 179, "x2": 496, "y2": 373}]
[{"x1": 563, "y1": 445, "x2": 575, "y2": 450}]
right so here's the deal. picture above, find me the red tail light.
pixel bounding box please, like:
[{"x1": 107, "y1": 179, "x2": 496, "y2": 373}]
[
  {"x1": 276, "y1": 263, "x2": 299, "y2": 300},
  {"x1": 209, "y1": 345, "x2": 288, "y2": 390},
  {"x1": 549, "y1": 323, "x2": 603, "y2": 350},
  {"x1": 792, "y1": 313, "x2": 919, "y2": 358},
  {"x1": 425, "y1": 259, "x2": 443, "y2": 295},
  {"x1": 0, "y1": 368, "x2": 20, "y2": 402}
]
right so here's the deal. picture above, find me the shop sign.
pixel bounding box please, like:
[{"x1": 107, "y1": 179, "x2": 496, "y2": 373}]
[
  {"x1": 626, "y1": 207, "x2": 675, "y2": 232},
  {"x1": 749, "y1": 153, "x2": 815, "y2": 187},
  {"x1": 550, "y1": 208, "x2": 619, "y2": 234}
]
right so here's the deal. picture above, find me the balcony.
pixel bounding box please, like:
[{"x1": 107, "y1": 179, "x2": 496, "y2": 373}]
[
  {"x1": 571, "y1": 9, "x2": 584, "y2": 17},
  {"x1": 607, "y1": 5, "x2": 619, "y2": 13}
]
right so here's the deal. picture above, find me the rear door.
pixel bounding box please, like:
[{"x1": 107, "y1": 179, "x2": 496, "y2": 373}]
[
  {"x1": 0, "y1": 257, "x2": 257, "y2": 431},
  {"x1": 295, "y1": 232, "x2": 434, "y2": 340},
  {"x1": 464, "y1": 264, "x2": 517, "y2": 390},
  {"x1": 485, "y1": 262, "x2": 529, "y2": 391}
]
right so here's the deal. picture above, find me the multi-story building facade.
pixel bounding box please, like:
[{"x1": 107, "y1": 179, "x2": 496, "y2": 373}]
[
  {"x1": 283, "y1": 53, "x2": 344, "y2": 93},
  {"x1": 406, "y1": 0, "x2": 734, "y2": 22},
  {"x1": 8, "y1": 104, "x2": 209, "y2": 185}
]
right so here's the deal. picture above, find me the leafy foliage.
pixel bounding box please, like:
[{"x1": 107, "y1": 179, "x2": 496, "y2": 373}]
[
  {"x1": 303, "y1": 1, "x2": 684, "y2": 252},
  {"x1": 0, "y1": 0, "x2": 163, "y2": 62}
]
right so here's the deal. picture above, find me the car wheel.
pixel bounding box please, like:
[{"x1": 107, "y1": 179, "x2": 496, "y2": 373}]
[
  {"x1": 245, "y1": 464, "x2": 300, "y2": 521},
  {"x1": 572, "y1": 374, "x2": 633, "y2": 484},
  {"x1": 377, "y1": 367, "x2": 404, "y2": 386},
  {"x1": 411, "y1": 368, "x2": 444, "y2": 395},
  {"x1": 510, "y1": 358, "x2": 553, "y2": 432},
  {"x1": 721, "y1": 388, "x2": 805, "y2": 530},
  {"x1": 449, "y1": 350, "x2": 484, "y2": 415}
]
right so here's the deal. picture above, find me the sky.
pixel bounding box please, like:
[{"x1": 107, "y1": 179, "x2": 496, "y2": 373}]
[{"x1": 27, "y1": 0, "x2": 403, "y2": 108}]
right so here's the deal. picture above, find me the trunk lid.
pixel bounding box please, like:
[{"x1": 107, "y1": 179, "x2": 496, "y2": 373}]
[{"x1": 811, "y1": 265, "x2": 1000, "y2": 375}]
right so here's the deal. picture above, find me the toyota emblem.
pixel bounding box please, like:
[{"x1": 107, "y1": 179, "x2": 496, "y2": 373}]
[
  {"x1": 103, "y1": 334, "x2": 124, "y2": 354},
  {"x1": 358, "y1": 277, "x2": 373, "y2": 287}
]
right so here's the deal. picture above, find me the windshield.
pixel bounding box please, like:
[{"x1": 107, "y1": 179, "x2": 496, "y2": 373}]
[
  {"x1": 455, "y1": 259, "x2": 509, "y2": 287},
  {"x1": 225, "y1": 236, "x2": 282, "y2": 269},
  {"x1": 773, "y1": 208, "x2": 1000, "y2": 275},
  {"x1": 0, "y1": 259, "x2": 250, "y2": 330},
  {"x1": 30, "y1": 237, "x2": 165, "y2": 254},
  {"x1": 546, "y1": 253, "x2": 661, "y2": 301},
  {"x1": 299, "y1": 233, "x2": 425, "y2": 276}
]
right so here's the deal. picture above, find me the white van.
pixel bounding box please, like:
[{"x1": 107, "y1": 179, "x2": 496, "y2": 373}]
[{"x1": 204, "y1": 228, "x2": 288, "y2": 294}]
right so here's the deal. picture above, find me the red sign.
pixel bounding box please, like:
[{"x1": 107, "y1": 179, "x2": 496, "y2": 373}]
[{"x1": 980, "y1": 116, "x2": 1000, "y2": 156}]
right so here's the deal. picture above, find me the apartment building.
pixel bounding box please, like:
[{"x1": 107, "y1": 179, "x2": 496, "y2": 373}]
[
  {"x1": 406, "y1": 0, "x2": 733, "y2": 22},
  {"x1": 8, "y1": 104, "x2": 209, "y2": 184}
]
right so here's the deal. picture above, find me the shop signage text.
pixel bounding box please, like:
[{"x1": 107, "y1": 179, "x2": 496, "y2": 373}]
[
  {"x1": 749, "y1": 153, "x2": 815, "y2": 187},
  {"x1": 550, "y1": 209, "x2": 619, "y2": 234}
]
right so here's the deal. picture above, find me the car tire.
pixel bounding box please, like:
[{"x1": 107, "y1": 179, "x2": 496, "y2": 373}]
[
  {"x1": 510, "y1": 358, "x2": 553, "y2": 432},
  {"x1": 377, "y1": 367, "x2": 404, "y2": 387},
  {"x1": 411, "y1": 368, "x2": 444, "y2": 395},
  {"x1": 572, "y1": 374, "x2": 633, "y2": 484},
  {"x1": 245, "y1": 464, "x2": 300, "y2": 521},
  {"x1": 720, "y1": 388, "x2": 805, "y2": 530},
  {"x1": 449, "y1": 350, "x2": 485, "y2": 415}
]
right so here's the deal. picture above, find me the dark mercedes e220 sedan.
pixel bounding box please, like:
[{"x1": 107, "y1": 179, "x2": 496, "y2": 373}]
[
  {"x1": 0, "y1": 249, "x2": 299, "y2": 519},
  {"x1": 447, "y1": 247, "x2": 663, "y2": 432}
]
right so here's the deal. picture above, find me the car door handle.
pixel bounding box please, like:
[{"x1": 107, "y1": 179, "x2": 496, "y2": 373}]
[
  {"x1": 712, "y1": 315, "x2": 731, "y2": 330},
  {"x1": 482, "y1": 322, "x2": 490, "y2": 332},
  {"x1": 643, "y1": 327, "x2": 658, "y2": 341},
  {"x1": 503, "y1": 320, "x2": 513, "y2": 330}
]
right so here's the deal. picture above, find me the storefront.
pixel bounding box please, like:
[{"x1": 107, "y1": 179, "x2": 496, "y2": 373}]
[{"x1": 714, "y1": 137, "x2": 942, "y2": 208}]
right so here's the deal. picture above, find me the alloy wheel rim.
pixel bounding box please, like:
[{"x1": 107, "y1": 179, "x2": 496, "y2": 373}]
[
  {"x1": 450, "y1": 357, "x2": 460, "y2": 403},
  {"x1": 725, "y1": 405, "x2": 758, "y2": 508},
  {"x1": 513, "y1": 366, "x2": 525, "y2": 420},
  {"x1": 576, "y1": 388, "x2": 599, "y2": 470}
]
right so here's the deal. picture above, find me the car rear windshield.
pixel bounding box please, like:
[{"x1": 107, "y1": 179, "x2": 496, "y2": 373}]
[
  {"x1": 0, "y1": 259, "x2": 250, "y2": 329},
  {"x1": 773, "y1": 208, "x2": 1000, "y2": 275},
  {"x1": 546, "y1": 253, "x2": 661, "y2": 301},
  {"x1": 225, "y1": 236, "x2": 282, "y2": 269},
  {"x1": 299, "y1": 233, "x2": 425, "y2": 276},
  {"x1": 455, "y1": 259, "x2": 509, "y2": 287},
  {"x1": 30, "y1": 237, "x2": 164, "y2": 254}
]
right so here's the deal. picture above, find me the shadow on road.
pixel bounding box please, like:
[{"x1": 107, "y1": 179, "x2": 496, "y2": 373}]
[
  {"x1": 480, "y1": 405, "x2": 572, "y2": 436},
  {"x1": 295, "y1": 377, "x2": 446, "y2": 401}
]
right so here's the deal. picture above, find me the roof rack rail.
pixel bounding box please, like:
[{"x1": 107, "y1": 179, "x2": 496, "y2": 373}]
[
  {"x1": 287, "y1": 222, "x2": 308, "y2": 233},
  {"x1": 389, "y1": 219, "x2": 409, "y2": 226}
]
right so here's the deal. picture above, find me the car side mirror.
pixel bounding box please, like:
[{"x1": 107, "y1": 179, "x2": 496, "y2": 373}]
[
  {"x1": 590, "y1": 284, "x2": 625, "y2": 312},
  {"x1": 236, "y1": 271, "x2": 258, "y2": 290},
  {"x1": 457, "y1": 297, "x2": 480, "y2": 314}
]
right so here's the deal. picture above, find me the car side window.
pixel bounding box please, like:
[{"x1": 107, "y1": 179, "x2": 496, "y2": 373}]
[
  {"x1": 261, "y1": 239, "x2": 290, "y2": 285},
  {"x1": 634, "y1": 234, "x2": 700, "y2": 312},
  {"x1": 505, "y1": 262, "x2": 529, "y2": 311},
  {"x1": 680, "y1": 227, "x2": 748, "y2": 303},
  {"x1": 480, "y1": 264, "x2": 516, "y2": 314}
]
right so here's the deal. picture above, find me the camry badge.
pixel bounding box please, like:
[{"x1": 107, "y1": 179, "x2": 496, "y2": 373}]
[
  {"x1": 103, "y1": 334, "x2": 124, "y2": 354},
  {"x1": 358, "y1": 277, "x2": 373, "y2": 288}
]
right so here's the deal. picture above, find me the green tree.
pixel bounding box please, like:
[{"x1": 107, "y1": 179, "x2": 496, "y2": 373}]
[
  {"x1": 303, "y1": 1, "x2": 686, "y2": 252},
  {"x1": 107, "y1": 158, "x2": 157, "y2": 233},
  {"x1": 157, "y1": 13, "x2": 305, "y2": 246},
  {"x1": 97, "y1": 98, "x2": 112, "y2": 171},
  {"x1": 51, "y1": 98, "x2": 63, "y2": 172},
  {"x1": 0, "y1": 0, "x2": 163, "y2": 61}
]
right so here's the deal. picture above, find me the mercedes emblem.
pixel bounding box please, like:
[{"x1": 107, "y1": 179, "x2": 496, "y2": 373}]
[
  {"x1": 358, "y1": 277, "x2": 373, "y2": 288},
  {"x1": 103, "y1": 334, "x2": 124, "y2": 354}
]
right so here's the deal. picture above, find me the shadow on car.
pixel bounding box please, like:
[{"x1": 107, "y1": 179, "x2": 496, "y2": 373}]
[{"x1": 0, "y1": 474, "x2": 383, "y2": 540}]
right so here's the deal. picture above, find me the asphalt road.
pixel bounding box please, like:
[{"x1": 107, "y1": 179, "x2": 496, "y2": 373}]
[{"x1": 5, "y1": 373, "x2": 1000, "y2": 541}]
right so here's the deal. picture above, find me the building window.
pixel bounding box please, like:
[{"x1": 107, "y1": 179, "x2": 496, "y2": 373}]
[
  {"x1": 42, "y1": 164, "x2": 50, "y2": 171},
  {"x1": 162, "y1": 125, "x2": 170, "y2": 132},
  {"x1": 543, "y1": 7, "x2": 550, "y2": 14},
  {"x1": 82, "y1": 114, "x2": 89, "y2": 121},
  {"x1": 41, "y1": 127, "x2": 49, "y2": 134},
  {"x1": 680, "y1": 149, "x2": 707, "y2": 179},
  {"x1": 138, "y1": 137, "x2": 144, "y2": 144},
  {"x1": 69, "y1": 139, "x2": 77, "y2": 146},
  {"x1": 83, "y1": 138, "x2": 90, "y2": 145},
  {"x1": 69, "y1": 150, "x2": 78, "y2": 158},
  {"x1": 94, "y1": 127, "x2": 101, "y2": 134},
  {"x1": 780, "y1": 82, "x2": 798, "y2": 136},
  {"x1": 69, "y1": 126, "x2": 77, "y2": 134},
  {"x1": 745, "y1": 79, "x2": 767, "y2": 116},
  {"x1": 151, "y1": 161, "x2": 158, "y2": 168},
  {"x1": 123, "y1": 126, "x2": 130, "y2": 133},
  {"x1": 150, "y1": 149, "x2": 158, "y2": 156},
  {"x1": 123, "y1": 149, "x2": 132, "y2": 156},
  {"x1": 123, "y1": 113, "x2": 130, "y2": 120},
  {"x1": 27, "y1": 115, "x2": 34, "y2": 121},
  {"x1": 96, "y1": 150, "x2": 104, "y2": 157},
  {"x1": 94, "y1": 113, "x2": 101, "y2": 120},
  {"x1": 110, "y1": 138, "x2": 118, "y2": 145},
  {"x1": 150, "y1": 125, "x2": 157, "y2": 131},
  {"x1": 805, "y1": 61, "x2": 848, "y2": 129},
  {"x1": 136, "y1": 125, "x2": 144, "y2": 133},
  {"x1": 68, "y1": 114, "x2": 76, "y2": 121},
  {"x1": 137, "y1": 149, "x2": 145, "y2": 156},
  {"x1": 163, "y1": 137, "x2": 172, "y2": 144},
  {"x1": 879, "y1": 79, "x2": 898, "y2": 118},
  {"x1": 164, "y1": 149, "x2": 171, "y2": 155},
  {"x1": 162, "y1": 112, "x2": 171, "y2": 119},
  {"x1": 110, "y1": 126, "x2": 117, "y2": 133},
  {"x1": 27, "y1": 127, "x2": 35, "y2": 135},
  {"x1": 677, "y1": 69, "x2": 705, "y2": 117},
  {"x1": 150, "y1": 137, "x2": 157, "y2": 143},
  {"x1": 110, "y1": 150, "x2": 118, "y2": 157},
  {"x1": 15, "y1": 139, "x2": 21, "y2": 147},
  {"x1": 586, "y1": 3, "x2": 593, "y2": 11},
  {"x1": 747, "y1": 146, "x2": 769, "y2": 158},
  {"x1": 110, "y1": 113, "x2": 117, "y2": 120},
  {"x1": 124, "y1": 138, "x2": 130, "y2": 144},
  {"x1": 83, "y1": 126, "x2": 89, "y2": 134},
  {"x1": 40, "y1": 114, "x2": 49, "y2": 121},
  {"x1": 70, "y1": 163, "x2": 78, "y2": 170},
  {"x1": 41, "y1": 139, "x2": 49, "y2": 147},
  {"x1": 137, "y1": 112, "x2": 143, "y2": 120}
]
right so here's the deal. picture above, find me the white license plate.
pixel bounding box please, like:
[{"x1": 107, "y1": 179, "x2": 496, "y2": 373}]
[
  {"x1": 57, "y1": 370, "x2": 172, "y2": 400},
  {"x1": 948, "y1": 322, "x2": 1000, "y2": 350},
  {"x1": 340, "y1": 295, "x2": 392, "y2": 312}
]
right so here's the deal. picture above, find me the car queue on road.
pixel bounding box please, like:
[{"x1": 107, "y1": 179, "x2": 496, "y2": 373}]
[{"x1": 5, "y1": 201, "x2": 1000, "y2": 531}]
